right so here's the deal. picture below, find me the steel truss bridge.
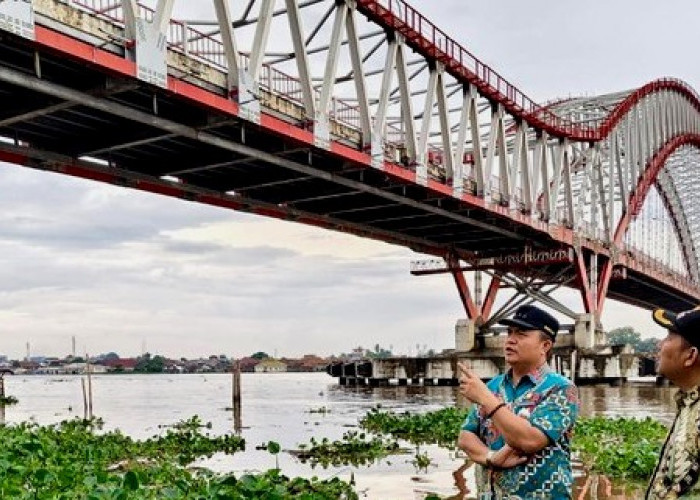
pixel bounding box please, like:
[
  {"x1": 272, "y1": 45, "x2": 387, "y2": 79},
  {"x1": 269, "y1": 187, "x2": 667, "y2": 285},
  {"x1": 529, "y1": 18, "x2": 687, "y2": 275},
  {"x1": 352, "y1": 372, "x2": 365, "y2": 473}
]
[{"x1": 1, "y1": 0, "x2": 699, "y2": 344}]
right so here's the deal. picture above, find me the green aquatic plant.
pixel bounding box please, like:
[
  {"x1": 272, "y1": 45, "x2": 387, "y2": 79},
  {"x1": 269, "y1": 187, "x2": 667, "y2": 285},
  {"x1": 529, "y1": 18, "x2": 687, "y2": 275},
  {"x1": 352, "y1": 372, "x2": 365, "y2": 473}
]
[
  {"x1": 360, "y1": 406, "x2": 469, "y2": 448},
  {"x1": 292, "y1": 430, "x2": 406, "y2": 468},
  {"x1": 0, "y1": 417, "x2": 357, "y2": 499},
  {"x1": 572, "y1": 416, "x2": 668, "y2": 480},
  {"x1": 359, "y1": 407, "x2": 668, "y2": 481},
  {"x1": 0, "y1": 395, "x2": 18, "y2": 405},
  {"x1": 307, "y1": 406, "x2": 331, "y2": 414},
  {"x1": 411, "y1": 450, "x2": 433, "y2": 472}
]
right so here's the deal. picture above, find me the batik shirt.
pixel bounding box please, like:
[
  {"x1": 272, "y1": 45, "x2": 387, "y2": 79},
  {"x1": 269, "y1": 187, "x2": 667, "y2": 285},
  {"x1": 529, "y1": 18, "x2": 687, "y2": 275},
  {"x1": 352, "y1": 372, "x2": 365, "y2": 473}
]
[
  {"x1": 646, "y1": 386, "x2": 700, "y2": 499},
  {"x1": 461, "y1": 364, "x2": 580, "y2": 499}
]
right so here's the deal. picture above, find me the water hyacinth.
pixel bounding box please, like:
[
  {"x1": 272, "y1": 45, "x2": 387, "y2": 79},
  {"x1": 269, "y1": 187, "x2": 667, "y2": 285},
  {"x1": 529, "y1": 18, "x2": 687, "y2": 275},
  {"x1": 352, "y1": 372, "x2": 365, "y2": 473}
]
[
  {"x1": 360, "y1": 406, "x2": 669, "y2": 481},
  {"x1": 0, "y1": 417, "x2": 357, "y2": 499}
]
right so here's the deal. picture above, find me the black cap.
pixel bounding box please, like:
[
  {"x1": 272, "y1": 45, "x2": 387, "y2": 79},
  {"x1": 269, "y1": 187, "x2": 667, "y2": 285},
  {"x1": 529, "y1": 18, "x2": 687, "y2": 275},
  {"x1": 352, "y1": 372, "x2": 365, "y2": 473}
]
[
  {"x1": 652, "y1": 306, "x2": 700, "y2": 348},
  {"x1": 498, "y1": 305, "x2": 560, "y2": 340}
]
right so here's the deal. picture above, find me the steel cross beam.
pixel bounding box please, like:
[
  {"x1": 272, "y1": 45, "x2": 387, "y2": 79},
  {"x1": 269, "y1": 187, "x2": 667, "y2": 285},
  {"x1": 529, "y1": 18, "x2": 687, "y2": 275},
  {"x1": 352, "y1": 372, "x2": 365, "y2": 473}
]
[
  {"x1": 0, "y1": 142, "x2": 447, "y2": 257},
  {"x1": 597, "y1": 134, "x2": 700, "y2": 315},
  {"x1": 0, "y1": 65, "x2": 529, "y2": 244}
]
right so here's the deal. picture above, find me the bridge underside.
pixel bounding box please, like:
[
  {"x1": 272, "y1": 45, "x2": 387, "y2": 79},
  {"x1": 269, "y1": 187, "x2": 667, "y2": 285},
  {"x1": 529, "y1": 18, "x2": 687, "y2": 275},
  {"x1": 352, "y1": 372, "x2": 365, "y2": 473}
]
[
  {"x1": 607, "y1": 269, "x2": 697, "y2": 310},
  {"x1": 0, "y1": 32, "x2": 545, "y2": 257}
]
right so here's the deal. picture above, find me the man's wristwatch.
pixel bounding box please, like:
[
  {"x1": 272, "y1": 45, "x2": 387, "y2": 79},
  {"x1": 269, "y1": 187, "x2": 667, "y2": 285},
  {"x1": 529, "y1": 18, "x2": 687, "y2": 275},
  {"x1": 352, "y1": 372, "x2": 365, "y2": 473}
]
[{"x1": 485, "y1": 450, "x2": 496, "y2": 468}]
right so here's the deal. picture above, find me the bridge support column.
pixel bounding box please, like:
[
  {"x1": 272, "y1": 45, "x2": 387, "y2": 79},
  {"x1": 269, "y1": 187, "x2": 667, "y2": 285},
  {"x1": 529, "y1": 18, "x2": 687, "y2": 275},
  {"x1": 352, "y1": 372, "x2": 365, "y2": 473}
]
[
  {"x1": 455, "y1": 319, "x2": 477, "y2": 352},
  {"x1": 574, "y1": 314, "x2": 596, "y2": 350}
]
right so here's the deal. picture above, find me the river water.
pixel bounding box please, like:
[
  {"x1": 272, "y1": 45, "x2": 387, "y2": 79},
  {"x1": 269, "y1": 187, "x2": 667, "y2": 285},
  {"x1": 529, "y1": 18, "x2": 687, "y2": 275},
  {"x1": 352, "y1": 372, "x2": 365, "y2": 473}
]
[{"x1": 1, "y1": 373, "x2": 677, "y2": 499}]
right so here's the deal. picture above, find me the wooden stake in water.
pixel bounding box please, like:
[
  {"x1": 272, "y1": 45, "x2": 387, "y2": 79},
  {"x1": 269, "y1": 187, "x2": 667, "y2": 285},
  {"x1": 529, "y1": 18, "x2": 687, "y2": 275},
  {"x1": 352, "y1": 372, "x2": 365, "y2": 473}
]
[
  {"x1": 86, "y1": 353, "x2": 93, "y2": 419},
  {"x1": 232, "y1": 359, "x2": 242, "y2": 433},
  {"x1": 81, "y1": 377, "x2": 88, "y2": 419}
]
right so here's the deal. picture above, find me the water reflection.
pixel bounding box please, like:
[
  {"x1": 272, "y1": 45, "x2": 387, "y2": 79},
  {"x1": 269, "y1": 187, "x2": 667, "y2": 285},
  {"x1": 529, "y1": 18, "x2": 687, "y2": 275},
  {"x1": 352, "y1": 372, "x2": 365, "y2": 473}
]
[
  {"x1": 328, "y1": 383, "x2": 457, "y2": 404},
  {"x1": 330, "y1": 382, "x2": 677, "y2": 422},
  {"x1": 574, "y1": 474, "x2": 645, "y2": 499},
  {"x1": 447, "y1": 461, "x2": 473, "y2": 500},
  {"x1": 577, "y1": 384, "x2": 676, "y2": 425},
  {"x1": 232, "y1": 405, "x2": 242, "y2": 434}
]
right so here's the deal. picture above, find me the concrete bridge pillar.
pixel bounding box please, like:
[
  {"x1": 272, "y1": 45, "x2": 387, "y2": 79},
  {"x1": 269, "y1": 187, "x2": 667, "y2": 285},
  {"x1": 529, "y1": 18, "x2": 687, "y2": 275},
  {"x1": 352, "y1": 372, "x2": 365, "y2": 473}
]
[
  {"x1": 574, "y1": 313, "x2": 596, "y2": 349},
  {"x1": 455, "y1": 319, "x2": 477, "y2": 351}
]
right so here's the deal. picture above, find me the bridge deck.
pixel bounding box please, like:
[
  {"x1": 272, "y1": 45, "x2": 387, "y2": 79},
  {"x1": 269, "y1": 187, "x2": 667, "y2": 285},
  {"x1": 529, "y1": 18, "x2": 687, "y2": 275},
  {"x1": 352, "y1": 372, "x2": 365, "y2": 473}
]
[{"x1": 0, "y1": 0, "x2": 697, "y2": 311}]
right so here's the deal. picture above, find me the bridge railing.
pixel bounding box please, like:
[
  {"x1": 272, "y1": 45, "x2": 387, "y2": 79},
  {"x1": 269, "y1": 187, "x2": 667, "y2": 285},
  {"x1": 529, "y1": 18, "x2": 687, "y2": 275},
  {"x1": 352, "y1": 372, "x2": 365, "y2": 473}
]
[
  {"x1": 69, "y1": 0, "x2": 603, "y2": 143},
  {"x1": 358, "y1": 0, "x2": 600, "y2": 140},
  {"x1": 68, "y1": 0, "x2": 370, "y2": 131},
  {"x1": 620, "y1": 243, "x2": 695, "y2": 289}
]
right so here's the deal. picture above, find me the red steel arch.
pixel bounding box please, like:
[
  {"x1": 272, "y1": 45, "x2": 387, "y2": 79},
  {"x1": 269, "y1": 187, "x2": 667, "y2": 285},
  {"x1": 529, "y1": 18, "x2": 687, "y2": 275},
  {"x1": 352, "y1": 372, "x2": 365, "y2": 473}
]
[
  {"x1": 597, "y1": 80, "x2": 700, "y2": 139},
  {"x1": 356, "y1": 1, "x2": 700, "y2": 142},
  {"x1": 597, "y1": 134, "x2": 700, "y2": 314}
]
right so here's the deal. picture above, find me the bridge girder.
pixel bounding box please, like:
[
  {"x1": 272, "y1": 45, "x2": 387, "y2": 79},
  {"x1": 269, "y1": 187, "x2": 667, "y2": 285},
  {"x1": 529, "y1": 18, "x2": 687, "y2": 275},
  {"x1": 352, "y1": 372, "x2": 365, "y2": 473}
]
[{"x1": 0, "y1": 0, "x2": 698, "y2": 326}]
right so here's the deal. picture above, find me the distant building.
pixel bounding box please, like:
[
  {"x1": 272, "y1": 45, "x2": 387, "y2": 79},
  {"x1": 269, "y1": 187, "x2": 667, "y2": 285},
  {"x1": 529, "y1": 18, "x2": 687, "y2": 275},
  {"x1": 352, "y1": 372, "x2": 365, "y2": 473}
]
[
  {"x1": 34, "y1": 363, "x2": 108, "y2": 375},
  {"x1": 238, "y1": 357, "x2": 261, "y2": 372},
  {"x1": 163, "y1": 360, "x2": 184, "y2": 373},
  {"x1": 100, "y1": 358, "x2": 139, "y2": 372},
  {"x1": 254, "y1": 359, "x2": 287, "y2": 373},
  {"x1": 285, "y1": 355, "x2": 328, "y2": 372}
]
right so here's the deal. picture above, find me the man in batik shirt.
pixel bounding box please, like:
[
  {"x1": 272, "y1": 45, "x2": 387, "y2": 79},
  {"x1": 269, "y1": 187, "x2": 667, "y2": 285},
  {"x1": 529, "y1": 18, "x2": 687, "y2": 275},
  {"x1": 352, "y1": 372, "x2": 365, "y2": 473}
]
[
  {"x1": 457, "y1": 305, "x2": 580, "y2": 499},
  {"x1": 647, "y1": 307, "x2": 700, "y2": 499}
]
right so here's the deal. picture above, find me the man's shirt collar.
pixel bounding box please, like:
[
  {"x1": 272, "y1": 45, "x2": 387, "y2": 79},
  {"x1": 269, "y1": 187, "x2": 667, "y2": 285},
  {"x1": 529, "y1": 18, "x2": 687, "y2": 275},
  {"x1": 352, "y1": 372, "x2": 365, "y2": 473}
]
[
  {"x1": 505, "y1": 363, "x2": 551, "y2": 387},
  {"x1": 675, "y1": 385, "x2": 700, "y2": 409}
]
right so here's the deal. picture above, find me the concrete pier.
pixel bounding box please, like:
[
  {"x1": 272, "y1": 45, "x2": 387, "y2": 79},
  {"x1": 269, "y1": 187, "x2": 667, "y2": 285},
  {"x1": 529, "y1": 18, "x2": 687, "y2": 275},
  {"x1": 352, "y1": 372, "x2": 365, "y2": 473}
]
[{"x1": 328, "y1": 330, "x2": 641, "y2": 386}]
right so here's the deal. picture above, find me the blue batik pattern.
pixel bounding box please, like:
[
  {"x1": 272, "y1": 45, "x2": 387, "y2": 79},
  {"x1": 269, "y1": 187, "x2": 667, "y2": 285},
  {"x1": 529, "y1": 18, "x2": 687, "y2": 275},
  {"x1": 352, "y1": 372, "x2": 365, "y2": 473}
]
[{"x1": 461, "y1": 364, "x2": 580, "y2": 499}]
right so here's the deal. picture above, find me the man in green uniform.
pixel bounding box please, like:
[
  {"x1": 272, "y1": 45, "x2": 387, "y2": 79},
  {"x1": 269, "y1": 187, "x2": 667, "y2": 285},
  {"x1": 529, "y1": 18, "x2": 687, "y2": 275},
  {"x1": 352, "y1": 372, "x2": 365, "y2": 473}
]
[{"x1": 648, "y1": 306, "x2": 700, "y2": 499}]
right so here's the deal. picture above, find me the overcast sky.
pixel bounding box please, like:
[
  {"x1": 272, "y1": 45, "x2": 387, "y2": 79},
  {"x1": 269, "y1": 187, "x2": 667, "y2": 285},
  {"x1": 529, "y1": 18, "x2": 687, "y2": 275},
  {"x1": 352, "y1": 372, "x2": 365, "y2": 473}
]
[{"x1": 1, "y1": 1, "x2": 698, "y2": 360}]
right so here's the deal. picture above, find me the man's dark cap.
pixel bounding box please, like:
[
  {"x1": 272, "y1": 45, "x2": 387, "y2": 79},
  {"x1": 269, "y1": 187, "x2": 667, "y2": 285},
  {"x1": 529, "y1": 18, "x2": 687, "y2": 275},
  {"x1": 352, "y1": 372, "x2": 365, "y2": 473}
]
[
  {"x1": 653, "y1": 306, "x2": 700, "y2": 348},
  {"x1": 498, "y1": 305, "x2": 559, "y2": 340}
]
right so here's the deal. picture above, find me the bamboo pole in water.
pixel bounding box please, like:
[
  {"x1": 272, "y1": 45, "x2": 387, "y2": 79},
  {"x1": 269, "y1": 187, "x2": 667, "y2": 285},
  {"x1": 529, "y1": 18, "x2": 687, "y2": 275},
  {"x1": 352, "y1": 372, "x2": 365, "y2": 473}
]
[
  {"x1": 81, "y1": 377, "x2": 88, "y2": 419},
  {"x1": 232, "y1": 359, "x2": 242, "y2": 433},
  {"x1": 86, "y1": 354, "x2": 93, "y2": 419}
]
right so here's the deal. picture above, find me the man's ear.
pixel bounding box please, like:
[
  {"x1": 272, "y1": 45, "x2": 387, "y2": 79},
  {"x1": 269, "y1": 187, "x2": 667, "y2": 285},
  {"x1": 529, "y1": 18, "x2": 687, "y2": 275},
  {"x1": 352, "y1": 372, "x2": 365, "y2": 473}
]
[
  {"x1": 543, "y1": 338, "x2": 553, "y2": 355},
  {"x1": 685, "y1": 346, "x2": 699, "y2": 368}
]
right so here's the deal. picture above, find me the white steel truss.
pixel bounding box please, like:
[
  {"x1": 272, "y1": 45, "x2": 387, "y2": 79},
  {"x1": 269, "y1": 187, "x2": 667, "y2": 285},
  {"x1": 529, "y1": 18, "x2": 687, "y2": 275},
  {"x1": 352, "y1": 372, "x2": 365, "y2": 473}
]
[{"x1": 19, "y1": 0, "x2": 700, "y2": 284}]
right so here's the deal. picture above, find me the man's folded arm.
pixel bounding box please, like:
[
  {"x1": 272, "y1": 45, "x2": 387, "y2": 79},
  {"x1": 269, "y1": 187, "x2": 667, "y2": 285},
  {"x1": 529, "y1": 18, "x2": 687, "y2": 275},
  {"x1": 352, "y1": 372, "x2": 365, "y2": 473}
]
[{"x1": 457, "y1": 429, "x2": 490, "y2": 465}]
